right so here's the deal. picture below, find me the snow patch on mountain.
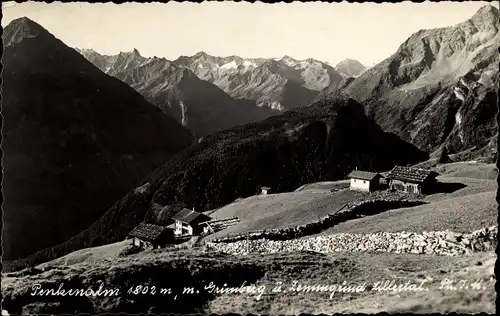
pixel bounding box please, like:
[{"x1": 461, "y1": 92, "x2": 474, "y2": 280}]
[
  {"x1": 220, "y1": 60, "x2": 238, "y2": 69},
  {"x1": 242, "y1": 60, "x2": 258, "y2": 68}
]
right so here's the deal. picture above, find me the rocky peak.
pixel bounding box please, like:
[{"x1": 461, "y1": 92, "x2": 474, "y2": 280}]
[
  {"x1": 3, "y1": 17, "x2": 50, "y2": 46},
  {"x1": 194, "y1": 51, "x2": 209, "y2": 59},
  {"x1": 335, "y1": 58, "x2": 367, "y2": 77},
  {"x1": 470, "y1": 5, "x2": 499, "y2": 24},
  {"x1": 118, "y1": 48, "x2": 142, "y2": 58},
  {"x1": 75, "y1": 47, "x2": 97, "y2": 55},
  {"x1": 281, "y1": 55, "x2": 298, "y2": 65},
  {"x1": 336, "y1": 58, "x2": 364, "y2": 66},
  {"x1": 131, "y1": 48, "x2": 142, "y2": 57}
]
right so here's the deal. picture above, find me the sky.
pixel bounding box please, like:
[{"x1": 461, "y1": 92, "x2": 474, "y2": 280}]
[{"x1": 2, "y1": 1, "x2": 495, "y2": 66}]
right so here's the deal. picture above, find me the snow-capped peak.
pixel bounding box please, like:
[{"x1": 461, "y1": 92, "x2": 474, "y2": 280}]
[{"x1": 281, "y1": 55, "x2": 298, "y2": 66}]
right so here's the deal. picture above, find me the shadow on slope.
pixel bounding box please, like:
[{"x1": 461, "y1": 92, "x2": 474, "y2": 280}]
[
  {"x1": 430, "y1": 182, "x2": 467, "y2": 194},
  {"x1": 1, "y1": 17, "x2": 192, "y2": 261}
]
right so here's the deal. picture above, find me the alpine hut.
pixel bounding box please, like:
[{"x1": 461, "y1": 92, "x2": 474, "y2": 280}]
[
  {"x1": 128, "y1": 222, "x2": 174, "y2": 249},
  {"x1": 171, "y1": 208, "x2": 212, "y2": 237},
  {"x1": 387, "y1": 166, "x2": 439, "y2": 194},
  {"x1": 347, "y1": 170, "x2": 381, "y2": 192},
  {"x1": 260, "y1": 186, "x2": 271, "y2": 195}
]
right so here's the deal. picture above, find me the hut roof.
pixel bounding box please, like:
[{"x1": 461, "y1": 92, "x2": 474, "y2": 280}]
[
  {"x1": 388, "y1": 166, "x2": 439, "y2": 183},
  {"x1": 171, "y1": 208, "x2": 211, "y2": 225},
  {"x1": 128, "y1": 222, "x2": 170, "y2": 242},
  {"x1": 261, "y1": 186, "x2": 271, "y2": 190},
  {"x1": 347, "y1": 170, "x2": 380, "y2": 181}
]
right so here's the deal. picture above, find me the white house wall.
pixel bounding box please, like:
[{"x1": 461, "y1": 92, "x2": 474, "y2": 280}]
[
  {"x1": 133, "y1": 237, "x2": 141, "y2": 247},
  {"x1": 174, "y1": 220, "x2": 194, "y2": 236},
  {"x1": 350, "y1": 178, "x2": 371, "y2": 191}
]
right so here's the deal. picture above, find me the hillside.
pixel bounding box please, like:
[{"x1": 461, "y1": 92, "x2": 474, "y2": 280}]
[
  {"x1": 1, "y1": 17, "x2": 193, "y2": 261},
  {"x1": 30, "y1": 161, "x2": 497, "y2": 271},
  {"x1": 2, "y1": 240, "x2": 495, "y2": 314},
  {"x1": 313, "y1": 5, "x2": 499, "y2": 158},
  {"x1": 76, "y1": 49, "x2": 279, "y2": 136},
  {"x1": 6, "y1": 97, "x2": 428, "y2": 270}
]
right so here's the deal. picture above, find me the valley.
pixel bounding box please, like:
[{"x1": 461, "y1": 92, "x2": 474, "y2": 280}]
[
  {"x1": 1, "y1": 2, "x2": 498, "y2": 314},
  {"x1": 2, "y1": 162, "x2": 497, "y2": 314}
]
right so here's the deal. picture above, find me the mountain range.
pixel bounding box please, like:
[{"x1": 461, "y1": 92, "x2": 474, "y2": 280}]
[
  {"x1": 314, "y1": 4, "x2": 499, "y2": 159},
  {"x1": 2, "y1": 17, "x2": 193, "y2": 260},
  {"x1": 76, "y1": 49, "x2": 368, "y2": 135},
  {"x1": 172, "y1": 53, "x2": 346, "y2": 109},
  {"x1": 75, "y1": 48, "x2": 280, "y2": 136}
]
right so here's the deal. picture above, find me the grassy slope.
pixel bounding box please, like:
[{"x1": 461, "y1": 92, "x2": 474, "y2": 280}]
[
  {"x1": 433, "y1": 162, "x2": 498, "y2": 180},
  {"x1": 2, "y1": 248, "x2": 495, "y2": 314},
  {"x1": 204, "y1": 162, "x2": 497, "y2": 241},
  {"x1": 315, "y1": 177, "x2": 496, "y2": 236},
  {"x1": 35, "y1": 240, "x2": 131, "y2": 269},
  {"x1": 206, "y1": 250, "x2": 495, "y2": 314},
  {"x1": 204, "y1": 189, "x2": 367, "y2": 240}
]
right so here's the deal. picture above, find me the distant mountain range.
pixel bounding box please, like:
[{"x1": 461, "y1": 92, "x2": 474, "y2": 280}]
[
  {"x1": 76, "y1": 48, "x2": 368, "y2": 135},
  {"x1": 2, "y1": 17, "x2": 193, "y2": 260},
  {"x1": 314, "y1": 4, "x2": 499, "y2": 158},
  {"x1": 75, "y1": 48, "x2": 280, "y2": 136},
  {"x1": 172, "y1": 53, "x2": 346, "y2": 109}
]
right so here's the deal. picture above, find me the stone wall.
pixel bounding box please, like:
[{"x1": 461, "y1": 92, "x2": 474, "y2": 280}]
[
  {"x1": 209, "y1": 197, "x2": 426, "y2": 243},
  {"x1": 203, "y1": 225, "x2": 497, "y2": 256}
]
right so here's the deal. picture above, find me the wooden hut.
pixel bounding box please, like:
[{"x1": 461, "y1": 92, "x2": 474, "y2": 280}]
[
  {"x1": 128, "y1": 222, "x2": 174, "y2": 249},
  {"x1": 387, "y1": 166, "x2": 439, "y2": 194}
]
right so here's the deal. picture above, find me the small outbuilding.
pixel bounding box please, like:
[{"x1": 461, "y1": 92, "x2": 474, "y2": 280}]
[
  {"x1": 128, "y1": 222, "x2": 174, "y2": 249},
  {"x1": 347, "y1": 170, "x2": 381, "y2": 192},
  {"x1": 260, "y1": 186, "x2": 271, "y2": 195},
  {"x1": 171, "y1": 208, "x2": 212, "y2": 237},
  {"x1": 387, "y1": 166, "x2": 439, "y2": 194}
]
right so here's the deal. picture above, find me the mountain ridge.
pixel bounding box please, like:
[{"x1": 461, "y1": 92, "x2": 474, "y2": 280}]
[
  {"x1": 77, "y1": 47, "x2": 368, "y2": 112},
  {"x1": 313, "y1": 4, "x2": 499, "y2": 157},
  {"x1": 171, "y1": 52, "x2": 344, "y2": 110},
  {"x1": 2, "y1": 17, "x2": 193, "y2": 260},
  {"x1": 76, "y1": 48, "x2": 280, "y2": 136}
]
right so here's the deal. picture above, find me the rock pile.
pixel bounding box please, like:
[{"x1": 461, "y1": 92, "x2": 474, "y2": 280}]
[{"x1": 204, "y1": 226, "x2": 497, "y2": 257}]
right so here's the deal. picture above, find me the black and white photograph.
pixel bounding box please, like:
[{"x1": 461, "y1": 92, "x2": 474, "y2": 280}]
[{"x1": 1, "y1": 0, "x2": 499, "y2": 314}]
